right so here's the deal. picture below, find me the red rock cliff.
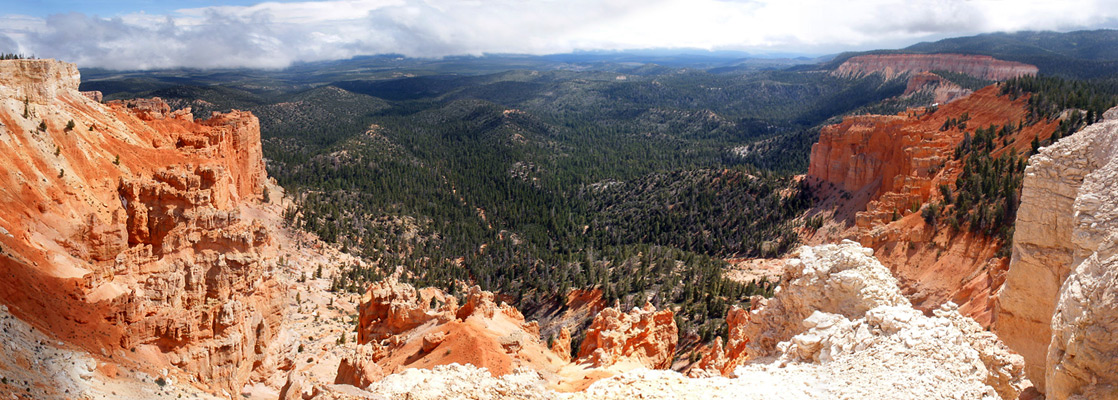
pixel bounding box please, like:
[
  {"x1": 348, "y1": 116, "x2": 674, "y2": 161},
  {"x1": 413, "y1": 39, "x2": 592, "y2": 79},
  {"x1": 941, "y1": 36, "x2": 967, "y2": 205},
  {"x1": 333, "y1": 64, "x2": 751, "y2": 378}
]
[
  {"x1": 0, "y1": 59, "x2": 279, "y2": 394},
  {"x1": 833, "y1": 54, "x2": 1038, "y2": 81},
  {"x1": 806, "y1": 85, "x2": 1059, "y2": 326}
]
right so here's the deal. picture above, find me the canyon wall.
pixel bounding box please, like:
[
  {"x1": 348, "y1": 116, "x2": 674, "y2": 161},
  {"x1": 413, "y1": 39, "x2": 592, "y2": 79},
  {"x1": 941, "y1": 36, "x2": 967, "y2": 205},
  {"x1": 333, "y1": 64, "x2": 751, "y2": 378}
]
[
  {"x1": 833, "y1": 54, "x2": 1038, "y2": 81},
  {"x1": 0, "y1": 59, "x2": 280, "y2": 394},
  {"x1": 996, "y1": 107, "x2": 1118, "y2": 396},
  {"x1": 805, "y1": 85, "x2": 1058, "y2": 326}
]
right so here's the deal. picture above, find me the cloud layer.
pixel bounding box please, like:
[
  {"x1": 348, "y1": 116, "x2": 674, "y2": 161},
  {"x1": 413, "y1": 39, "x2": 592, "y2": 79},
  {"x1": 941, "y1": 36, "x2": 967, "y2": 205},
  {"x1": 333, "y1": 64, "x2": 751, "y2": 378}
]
[{"x1": 2, "y1": 0, "x2": 1117, "y2": 70}]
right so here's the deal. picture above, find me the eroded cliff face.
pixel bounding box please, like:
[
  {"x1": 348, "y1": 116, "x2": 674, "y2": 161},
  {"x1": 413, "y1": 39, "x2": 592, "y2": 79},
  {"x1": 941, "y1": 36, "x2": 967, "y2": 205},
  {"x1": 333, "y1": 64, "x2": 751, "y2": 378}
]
[
  {"x1": 805, "y1": 85, "x2": 1058, "y2": 326},
  {"x1": 0, "y1": 59, "x2": 280, "y2": 395},
  {"x1": 996, "y1": 107, "x2": 1118, "y2": 396},
  {"x1": 833, "y1": 54, "x2": 1038, "y2": 81}
]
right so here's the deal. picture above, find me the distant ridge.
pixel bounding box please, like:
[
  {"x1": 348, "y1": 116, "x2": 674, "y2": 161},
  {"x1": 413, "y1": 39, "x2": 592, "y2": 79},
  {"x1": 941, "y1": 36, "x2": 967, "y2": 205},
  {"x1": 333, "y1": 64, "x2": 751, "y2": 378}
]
[{"x1": 822, "y1": 29, "x2": 1118, "y2": 79}]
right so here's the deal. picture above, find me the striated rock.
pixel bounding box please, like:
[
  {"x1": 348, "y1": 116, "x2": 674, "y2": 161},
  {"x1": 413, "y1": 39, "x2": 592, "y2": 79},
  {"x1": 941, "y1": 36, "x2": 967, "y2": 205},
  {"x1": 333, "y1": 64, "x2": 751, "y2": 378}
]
[
  {"x1": 833, "y1": 54, "x2": 1037, "y2": 81},
  {"x1": 808, "y1": 86, "x2": 1054, "y2": 221},
  {"x1": 0, "y1": 59, "x2": 282, "y2": 395},
  {"x1": 997, "y1": 107, "x2": 1118, "y2": 395},
  {"x1": 808, "y1": 113, "x2": 913, "y2": 200},
  {"x1": 576, "y1": 303, "x2": 677, "y2": 370},
  {"x1": 1047, "y1": 237, "x2": 1118, "y2": 399},
  {"x1": 0, "y1": 58, "x2": 80, "y2": 104}
]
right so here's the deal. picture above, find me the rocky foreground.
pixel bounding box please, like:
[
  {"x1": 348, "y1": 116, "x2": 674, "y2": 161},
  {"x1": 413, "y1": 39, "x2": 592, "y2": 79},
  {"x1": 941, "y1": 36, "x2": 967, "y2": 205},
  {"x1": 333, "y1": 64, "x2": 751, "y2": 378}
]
[{"x1": 307, "y1": 241, "x2": 1025, "y2": 400}]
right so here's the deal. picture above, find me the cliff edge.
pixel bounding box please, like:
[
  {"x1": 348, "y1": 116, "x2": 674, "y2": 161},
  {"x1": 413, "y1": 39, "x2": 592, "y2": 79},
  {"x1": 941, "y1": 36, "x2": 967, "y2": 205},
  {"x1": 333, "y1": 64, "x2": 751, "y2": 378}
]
[
  {"x1": 996, "y1": 106, "x2": 1118, "y2": 397},
  {"x1": 833, "y1": 54, "x2": 1037, "y2": 81}
]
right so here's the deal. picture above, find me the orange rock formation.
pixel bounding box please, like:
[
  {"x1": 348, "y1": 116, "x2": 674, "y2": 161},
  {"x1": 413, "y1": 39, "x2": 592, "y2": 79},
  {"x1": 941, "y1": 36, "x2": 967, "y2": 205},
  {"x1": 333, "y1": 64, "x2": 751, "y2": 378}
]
[
  {"x1": 342, "y1": 278, "x2": 682, "y2": 393},
  {"x1": 576, "y1": 303, "x2": 678, "y2": 370},
  {"x1": 833, "y1": 54, "x2": 1038, "y2": 81},
  {"x1": 344, "y1": 278, "x2": 570, "y2": 385},
  {"x1": 550, "y1": 326, "x2": 572, "y2": 362},
  {"x1": 0, "y1": 59, "x2": 280, "y2": 394},
  {"x1": 805, "y1": 85, "x2": 1059, "y2": 327}
]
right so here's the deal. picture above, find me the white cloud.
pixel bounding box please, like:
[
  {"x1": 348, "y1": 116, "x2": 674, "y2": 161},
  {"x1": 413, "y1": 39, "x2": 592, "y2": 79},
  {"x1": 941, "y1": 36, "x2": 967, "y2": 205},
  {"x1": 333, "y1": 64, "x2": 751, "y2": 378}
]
[{"x1": 1, "y1": 0, "x2": 1116, "y2": 70}]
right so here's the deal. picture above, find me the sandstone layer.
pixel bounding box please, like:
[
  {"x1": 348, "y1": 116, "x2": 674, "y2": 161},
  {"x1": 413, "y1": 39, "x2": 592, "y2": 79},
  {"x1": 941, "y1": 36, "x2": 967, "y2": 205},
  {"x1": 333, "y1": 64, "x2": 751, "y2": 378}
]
[
  {"x1": 0, "y1": 59, "x2": 280, "y2": 395},
  {"x1": 805, "y1": 85, "x2": 1058, "y2": 326},
  {"x1": 833, "y1": 54, "x2": 1038, "y2": 81},
  {"x1": 996, "y1": 107, "x2": 1118, "y2": 396}
]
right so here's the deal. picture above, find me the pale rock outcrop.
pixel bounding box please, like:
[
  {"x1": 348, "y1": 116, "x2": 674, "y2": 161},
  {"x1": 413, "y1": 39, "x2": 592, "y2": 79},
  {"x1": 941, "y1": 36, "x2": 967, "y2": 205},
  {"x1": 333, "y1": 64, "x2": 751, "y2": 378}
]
[
  {"x1": 280, "y1": 371, "x2": 310, "y2": 400},
  {"x1": 366, "y1": 364, "x2": 551, "y2": 400},
  {"x1": 576, "y1": 303, "x2": 677, "y2": 370},
  {"x1": 722, "y1": 241, "x2": 909, "y2": 362},
  {"x1": 0, "y1": 58, "x2": 80, "y2": 104},
  {"x1": 1047, "y1": 235, "x2": 1118, "y2": 399},
  {"x1": 996, "y1": 107, "x2": 1118, "y2": 393},
  {"x1": 695, "y1": 241, "x2": 1026, "y2": 399},
  {"x1": 935, "y1": 303, "x2": 1030, "y2": 399},
  {"x1": 335, "y1": 345, "x2": 385, "y2": 389}
]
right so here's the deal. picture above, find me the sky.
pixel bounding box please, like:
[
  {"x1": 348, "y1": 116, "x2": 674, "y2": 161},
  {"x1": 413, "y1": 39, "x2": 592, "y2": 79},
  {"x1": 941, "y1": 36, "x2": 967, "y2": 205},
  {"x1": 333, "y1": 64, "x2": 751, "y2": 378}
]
[{"x1": 2, "y1": 0, "x2": 1118, "y2": 70}]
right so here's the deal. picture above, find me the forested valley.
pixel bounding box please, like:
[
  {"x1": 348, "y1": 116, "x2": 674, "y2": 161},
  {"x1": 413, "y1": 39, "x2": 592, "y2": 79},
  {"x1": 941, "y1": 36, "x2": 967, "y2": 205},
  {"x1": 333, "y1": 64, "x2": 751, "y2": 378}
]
[{"x1": 79, "y1": 35, "x2": 1118, "y2": 355}]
